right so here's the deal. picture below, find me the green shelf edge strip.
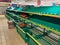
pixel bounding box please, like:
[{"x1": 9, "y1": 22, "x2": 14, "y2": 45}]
[{"x1": 6, "y1": 9, "x2": 60, "y2": 18}]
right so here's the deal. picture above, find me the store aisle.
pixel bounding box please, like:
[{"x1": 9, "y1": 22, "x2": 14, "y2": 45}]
[{"x1": 0, "y1": 15, "x2": 27, "y2": 45}]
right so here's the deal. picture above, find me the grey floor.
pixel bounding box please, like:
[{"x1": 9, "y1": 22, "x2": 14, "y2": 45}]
[{"x1": 0, "y1": 15, "x2": 27, "y2": 45}]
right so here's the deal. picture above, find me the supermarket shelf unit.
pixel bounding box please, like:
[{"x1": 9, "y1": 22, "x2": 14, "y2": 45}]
[{"x1": 6, "y1": 5, "x2": 60, "y2": 45}]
